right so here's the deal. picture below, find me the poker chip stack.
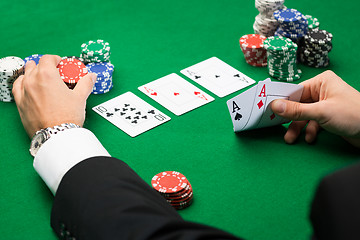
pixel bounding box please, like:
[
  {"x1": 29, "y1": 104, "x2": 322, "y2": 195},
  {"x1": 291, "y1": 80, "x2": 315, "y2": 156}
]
[
  {"x1": 298, "y1": 29, "x2": 333, "y2": 68},
  {"x1": 57, "y1": 57, "x2": 88, "y2": 89},
  {"x1": 81, "y1": 39, "x2": 114, "y2": 94},
  {"x1": 263, "y1": 36, "x2": 302, "y2": 81},
  {"x1": 253, "y1": 0, "x2": 285, "y2": 37},
  {"x1": 151, "y1": 171, "x2": 193, "y2": 210},
  {"x1": 305, "y1": 15, "x2": 320, "y2": 30},
  {"x1": 86, "y1": 62, "x2": 114, "y2": 94},
  {"x1": 0, "y1": 57, "x2": 25, "y2": 102},
  {"x1": 273, "y1": 8, "x2": 308, "y2": 43},
  {"x1": 81, "y1": 39, "x2": 111, "y2": 64},
  {"x1": 239, "y1": 34, "x2": 267, "y2": 67}
]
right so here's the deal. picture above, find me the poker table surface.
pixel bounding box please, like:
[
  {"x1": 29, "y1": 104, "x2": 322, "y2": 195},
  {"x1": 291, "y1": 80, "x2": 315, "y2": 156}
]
[{"x1": 1, "y1": 0, "x2": 360, "y2": 239}]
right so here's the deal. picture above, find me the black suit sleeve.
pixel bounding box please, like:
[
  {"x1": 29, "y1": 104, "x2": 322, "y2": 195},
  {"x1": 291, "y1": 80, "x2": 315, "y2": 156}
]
[
  {"x1": 51, "y1": 156, "x2": 242, "y2": 240},
  {"x1": 310, "y1": 162, "x2": 360, "y2": 240}
]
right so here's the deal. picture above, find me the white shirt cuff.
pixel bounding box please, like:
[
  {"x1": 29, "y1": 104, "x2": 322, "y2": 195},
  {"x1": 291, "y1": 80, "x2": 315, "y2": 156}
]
[{"x1": 33, "y1": 128, "x2": 110, "y2": 195}]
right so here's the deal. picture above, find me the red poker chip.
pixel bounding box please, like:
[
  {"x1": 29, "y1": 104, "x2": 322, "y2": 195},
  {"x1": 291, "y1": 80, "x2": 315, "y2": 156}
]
[
  {"x1": 151, "y1": 171, "x2": 189, "y2": 194},
  {"x1": 239, "y1": 34, "x2": 267, "y2": 49},
  {"x1": 164, "y1": 185, "x2": 192, "y2": 200},
  {"x1": 57, "y1": 58, "x2": 88, "y2": 84}
]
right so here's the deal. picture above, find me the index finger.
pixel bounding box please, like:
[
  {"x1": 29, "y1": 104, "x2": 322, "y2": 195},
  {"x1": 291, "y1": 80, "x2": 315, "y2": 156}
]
[{"x1": 298, "y1": 71, "x2": 331, "y2": 103}]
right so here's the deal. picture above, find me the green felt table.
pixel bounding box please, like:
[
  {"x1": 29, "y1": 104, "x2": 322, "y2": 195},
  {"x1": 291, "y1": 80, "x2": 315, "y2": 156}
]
[{"x1": 1, "y1": 0, "x2": 360, "y2": 239}]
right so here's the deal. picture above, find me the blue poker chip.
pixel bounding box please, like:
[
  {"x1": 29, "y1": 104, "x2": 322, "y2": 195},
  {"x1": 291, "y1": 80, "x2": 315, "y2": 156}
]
[
  {"x1": 86, "y1": 62, "x2": 114, "y2": 78},
  {"x1": 274, "y1": 9, "x2": 302, "y2": 23},
  {"x1": 23, "y1": 54, "x2": 43, "y2": 66}
]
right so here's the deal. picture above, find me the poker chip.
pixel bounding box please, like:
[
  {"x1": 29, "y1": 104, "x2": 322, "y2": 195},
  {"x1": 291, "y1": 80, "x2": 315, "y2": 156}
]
[
  {"x1": 23, "y1": 54, "x2": 43, "y2": 67},
  {"x1": 86, "y1": 62, "x2": 114, "y2": 94},
  {"x1": 57, "y1": 57, "x2": 88, "y2": 89},
  {"x1": 253, "y1": 0, "x2": 285, "y2": 37},
  {"x1": 263, "y1": 36, "x2": 302, "y2": 82},
  {"x1": 273, "y1": 8, "x2": 308, "y2": 43},
  {"x1": 239, "y1": 34, "x2": 267, "y2": 67},
  {"x1": 81, "y1": 39, "x2": 111, "y2": 63},
  {"x1": 0, "y1": 56, "x2": 25, "y2": 102},
  {"x1": 151, "y1": 171, "x2": 194, "y2": 210},
  {"x1": 298, "y1": 28, "x2": 333, "y2": 68},
  {"x1": 305, "y1": 15, "x2": 320, "y2": 29}
]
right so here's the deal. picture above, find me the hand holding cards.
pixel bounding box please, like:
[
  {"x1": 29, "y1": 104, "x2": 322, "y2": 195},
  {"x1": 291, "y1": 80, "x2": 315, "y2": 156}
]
[{"x1": 227, "y1": 78, "x2": 303, "y2": 132}]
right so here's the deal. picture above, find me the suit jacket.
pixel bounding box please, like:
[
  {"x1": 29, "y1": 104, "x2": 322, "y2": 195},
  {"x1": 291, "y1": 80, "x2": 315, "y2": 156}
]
[
  {"x1": 51, "y1": 156, "x2": 360, "y2": 240},
  {"x1": 51, "y1": 157, "x2": 241, "y2": 240}
]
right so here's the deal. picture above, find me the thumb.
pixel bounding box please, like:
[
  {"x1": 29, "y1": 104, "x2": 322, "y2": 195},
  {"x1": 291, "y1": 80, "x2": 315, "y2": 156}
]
[
  {"x1": 73, "y1": 73, "x2": 97, "y2": 99},
  {"x1": 271, "y1": 99, "x2": 323, "y2": 122}
]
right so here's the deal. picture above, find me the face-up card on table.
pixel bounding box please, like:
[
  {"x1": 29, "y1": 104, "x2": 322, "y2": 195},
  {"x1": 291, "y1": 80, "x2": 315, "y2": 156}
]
[
  {"x1": 180, "y1": 57, "x2": 256, "y2": 97},
  {"x1": 138, "y1": 73, "x2": 214, "y2": 115},
  {"x1": 92, "y1": 92, "x2": 171, "y2": 137},
  {"x1": 227, "y1": 78, "x2": 304, "y2": 132}
]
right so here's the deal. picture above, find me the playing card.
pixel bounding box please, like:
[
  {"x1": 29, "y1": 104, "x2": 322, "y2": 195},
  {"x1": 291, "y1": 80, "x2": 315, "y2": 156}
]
[
  {"x1": 92, "y1": 92, "x2": 171, "y2": 137},
  {"x1": 180, "y1": 57, "x2": 256, "y2": 97},
  {"x1": 138, "y1": 73, "x2": 214, "y2": 115},
  {"x1": 227, "y1": 78, "x2": 304, "y2": 132},
  {"x1": 226, "y1": 84, "x2": 259, "y2": 132}
]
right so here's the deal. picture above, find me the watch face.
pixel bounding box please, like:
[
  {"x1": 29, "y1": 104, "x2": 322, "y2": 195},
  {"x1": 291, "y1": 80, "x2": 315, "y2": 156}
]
[{"x1": 30, "y1": 131, "x2": 46, "y2": 157}]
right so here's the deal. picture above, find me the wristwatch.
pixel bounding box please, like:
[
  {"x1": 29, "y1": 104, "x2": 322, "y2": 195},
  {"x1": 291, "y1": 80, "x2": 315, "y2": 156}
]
[{"x1": 29, "y1": 123, "x2": 80, "y2": 157}]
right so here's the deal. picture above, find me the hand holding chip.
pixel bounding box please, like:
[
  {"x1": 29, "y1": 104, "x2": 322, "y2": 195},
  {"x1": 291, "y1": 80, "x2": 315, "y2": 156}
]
[{"x1": 12, "y1": 55, "x2": 97, "y2": 137}]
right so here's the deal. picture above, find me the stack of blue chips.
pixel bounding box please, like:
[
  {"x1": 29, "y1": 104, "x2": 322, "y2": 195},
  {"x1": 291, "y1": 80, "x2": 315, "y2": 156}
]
[
  {"x1": 23, "y1": 54, "x2": 43, "y2": 68},
  {"x1": 86, "y1": 62, "x2": 114, "y2": 94},
  {"x1": 273, "y1": 8, "x2": 308, "y2": 43}
]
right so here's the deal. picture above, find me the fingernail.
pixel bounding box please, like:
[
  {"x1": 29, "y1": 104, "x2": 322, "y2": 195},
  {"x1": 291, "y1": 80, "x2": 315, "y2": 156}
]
[{"x1": 273, "y1": 100, "x2": 286, "y2": 113}]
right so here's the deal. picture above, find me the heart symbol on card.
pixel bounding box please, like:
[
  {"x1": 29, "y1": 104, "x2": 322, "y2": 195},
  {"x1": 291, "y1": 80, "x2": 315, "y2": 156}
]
[
  {"x1": 174, "y1": 92, "x2": 179, "y2": 96},
  {"x1": 151, "y1": 92, "x2": 157, "y2": 96}
]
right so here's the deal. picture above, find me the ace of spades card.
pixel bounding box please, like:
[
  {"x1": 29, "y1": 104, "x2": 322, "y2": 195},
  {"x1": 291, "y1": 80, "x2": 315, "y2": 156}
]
[
  {"x1": 227, "y1": 78, "x2": 304, "y2": 132},
  {"x1": 92, "y1": 92, "x2": 171, "y2": 137}
]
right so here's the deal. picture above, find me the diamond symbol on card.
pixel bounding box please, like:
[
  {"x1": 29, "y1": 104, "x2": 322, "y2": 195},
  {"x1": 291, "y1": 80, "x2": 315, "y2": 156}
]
[
  {"x1": 257, "y1": 100, "x2": 264, "y2": 109},
  {"x1": 270, "y1": 113, "x2": 276, "y2": 120}
]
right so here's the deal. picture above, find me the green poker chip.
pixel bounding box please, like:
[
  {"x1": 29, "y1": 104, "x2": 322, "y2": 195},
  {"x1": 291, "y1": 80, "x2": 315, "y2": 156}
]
[
  {"x1": 81, "y1": 39, "x2": 111, "y2": 63},
  {"x1": 263, "y1": 36, "x2": 294, "y2": 51},
  {"x1": 305, "y1": 15, "x2": 320, "y2": 29}
]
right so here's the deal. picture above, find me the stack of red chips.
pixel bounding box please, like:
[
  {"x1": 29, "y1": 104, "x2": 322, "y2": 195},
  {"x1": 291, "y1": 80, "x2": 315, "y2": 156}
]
[
  {"x1": 151, "y1": 171, "x2": 193, "y2": 210},
  {"x1": 239, "y1": 34, "x2": 267, "y2": 67}
]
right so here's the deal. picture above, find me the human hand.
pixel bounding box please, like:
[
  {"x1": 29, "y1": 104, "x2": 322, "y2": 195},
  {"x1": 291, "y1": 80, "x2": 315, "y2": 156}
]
[
  {"x1": 12, "y1": 55, "x2": 97, "y2": 138},
  {"x1": 271, "y1": 70, "x2": 360, "y2": 147}
]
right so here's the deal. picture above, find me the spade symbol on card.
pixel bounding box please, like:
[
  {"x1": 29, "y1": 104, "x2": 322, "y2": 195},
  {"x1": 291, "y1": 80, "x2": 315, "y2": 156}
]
[
  {"x1": 135, "y1": 111, "x2": 141, "y2": 115},
  {"x1": 124, "y1": 104, "x2": 130, "y2": 107},
  {"x1": 130, "y1": 108, "x2": 136, "y2": 111},
  {"x1": 132, "y1": 120, "x2": 138, "y2": 124},
  {"x1": 215, "y1": 75, "x2": 220, "y2": 78},
  {"x1": 106, "y1": 112, "x2": 114, "y2": 117},
  {"x1": 195, "y1": 75, "x2": 201, "y2": 79},
  {"x1": 235, "y1": 112, "x2": 242, "y2": 121},
  {"x1": 114, "y1": 108, "x2": 120, "y2": 112},
  {"x1": 123, "y1": 108, "x2": 128, "y2": 111},
  {"x1": 126, "y1": 116, "x2": 131, "y2": 120},
  {"x1": 120, "y1": 112, "x2": 126, "y2": 116},
  {"x1": 148, "y1": 110, "x2": 155, "y2": 114}
]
